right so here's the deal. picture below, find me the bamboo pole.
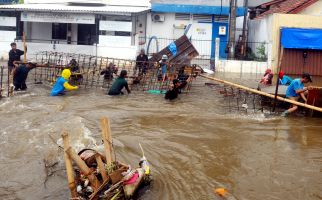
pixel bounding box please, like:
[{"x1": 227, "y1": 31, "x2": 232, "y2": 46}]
[
  {"x1": 100, "y1": 117, "x2": 113, "y2": 165},
  {"x1": 23, "y1": 32, "x2": 26, "y2": 63},
  {"x1": 61, "y1": 132, "x2": 78, "y2": 198},
  {"x1": 65, "y1": 147, "x2": 101, "y2": 190},
  {"x1": 273, "y1": 46, "x2": 284, "y2": 112},
  {"x1": 200, "y1": 74, "x2": 322, "y2": 113},
  {"x1": 95, "y1": 154, "x2": 108, "y2": 182}
]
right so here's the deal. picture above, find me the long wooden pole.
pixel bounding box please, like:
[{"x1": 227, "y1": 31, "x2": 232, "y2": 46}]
[
  {"x1": 100, "y1": 117, "x2": 113, "y2": 165},
  {"x1": 23, "y1": 32, "x2": 26, "y2": 63},
  {"x1": 273, "y1": 46, "x2": 284, "y2": 112},
  {"x1": 95, "y1": 154, "x2": 108, "y2": 182},
  {"x1": 65, "y1": 147, "x2": 101, "y2": 190},
  {"x1": 200, "y1": 74, "x2": 322, "y2": 113},
  {"x1": 61, "y1": 132, "x2": 78, "y2": 198}
]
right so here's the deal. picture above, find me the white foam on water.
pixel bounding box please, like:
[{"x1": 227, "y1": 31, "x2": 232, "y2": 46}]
[{"x1": 0, "y1": 98, "x2": 11, "y2": 108}]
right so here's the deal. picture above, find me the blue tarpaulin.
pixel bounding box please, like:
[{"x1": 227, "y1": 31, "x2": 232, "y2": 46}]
[
  {"x1": 281, "y1": 28, "x2": 322, "y2": 50},
  {"x1": 168, "y1": 42, "x2": 177, "y2": 56}
]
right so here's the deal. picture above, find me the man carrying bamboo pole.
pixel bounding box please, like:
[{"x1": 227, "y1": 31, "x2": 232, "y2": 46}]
[{"x1": 281, "y1": 73, "x2": 313, "y2": 117}]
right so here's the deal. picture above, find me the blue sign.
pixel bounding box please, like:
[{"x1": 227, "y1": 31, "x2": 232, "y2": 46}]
[{"x1": 0, "y1": 0, "x2": 18, "y2": 4}]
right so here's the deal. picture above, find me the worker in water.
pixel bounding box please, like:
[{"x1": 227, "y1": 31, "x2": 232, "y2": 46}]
[
  {"x1": 281, "y1": 73, "x2": 313, "y2": 117},
  {"x1": 67, "y1": 59, "x2": 83, "y2": 85},
  {"x1": 50, "y1": 69, "x2": 78, "y2": 96},
  {"x1": 12, "y1": 60, "x2": 39, "y2": 91},
  {"x1": 159, "y1": 54, "x2": 168, "y2": 82},
  {"x1": 260, "y1": 68, "x2": 273, "y2": 85},
  {"x1": 100, "y1": 62, "x2": 118, "y2": 87},
  {"x1": 108, "y1": 70, "x2": 131, "y2": 95},
  {"x1": 278, "y1": 71, "x2": 293, "y2": 85},
  {"x1": 135, "y1": 48, "x2": 149, "y2": 75},
  {"x1": 8, "y1": 42, "x2": 26, "y2": 73},
  {"x1": 165, "y1": 79, "x2": 185, "y2": 100}
]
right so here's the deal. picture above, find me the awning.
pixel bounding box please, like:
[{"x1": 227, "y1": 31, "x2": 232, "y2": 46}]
[
  {"x1": 0, "y1": 3, "x2": 150, "y2": 15},
  {"x1": 281, "y1": 28, "x2": 322, "y2": 50}
]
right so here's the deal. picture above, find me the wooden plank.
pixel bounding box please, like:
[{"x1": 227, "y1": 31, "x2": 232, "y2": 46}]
[{"x1": 200, "y1": 74, "x2": 322, "y2": 113}]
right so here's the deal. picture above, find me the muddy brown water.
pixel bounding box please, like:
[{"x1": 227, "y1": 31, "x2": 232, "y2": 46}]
[{"x1": 0, "y1": 74, "x2": 322, "y2": 200}]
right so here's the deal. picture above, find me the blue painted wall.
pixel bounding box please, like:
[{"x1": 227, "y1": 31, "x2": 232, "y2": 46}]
[{"x1": 152, "y1": 3, "x2": 246, "y2": 16}]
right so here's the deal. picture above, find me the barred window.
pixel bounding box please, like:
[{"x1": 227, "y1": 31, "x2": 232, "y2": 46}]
[{"x1": 175, "y1": 13, "x2": 191, "y2": 21}]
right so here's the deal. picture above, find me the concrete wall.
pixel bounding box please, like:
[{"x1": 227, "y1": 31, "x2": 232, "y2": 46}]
[
  {"x1": 146, "y1": 13, "x2": 190, "y2": 39},
  {"x1": 270, "y1": 13, "x2": 322, "y2": 72},
  {"x1": 247, "y1": 15, "x2": 273, "y2": 68},
  {"x1": 0, "y1": 16, "x2": 16, "y2": 61},
  {"x1": 215, "y1": 60, "x2": 268, "y2": 74},
  {"x1": 13, "y1": 42, "x2": 137, "y2": 60}
]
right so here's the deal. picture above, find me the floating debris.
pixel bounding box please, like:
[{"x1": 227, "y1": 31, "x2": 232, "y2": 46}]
[{"x1": 62, "y1": 117, "x2": 151, "y2": 200}]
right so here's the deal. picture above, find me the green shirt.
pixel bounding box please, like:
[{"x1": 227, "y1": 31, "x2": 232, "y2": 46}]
[{"x1": 108, "y1": 77, "x2": 130, "y2": 95}]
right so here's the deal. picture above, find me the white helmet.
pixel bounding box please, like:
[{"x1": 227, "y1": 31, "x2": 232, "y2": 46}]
[{"x1": 162, "y1": 54, "x2": 168, "y2": 60}]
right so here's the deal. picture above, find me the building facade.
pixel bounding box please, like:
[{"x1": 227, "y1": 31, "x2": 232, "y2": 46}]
[
  {"x1": 145, "y1": 0, "x2": 246, "y2": 61},
  {"x1": 0, "y1": 0, "x2": 150, "y2": 60},
  {"x1": 248, "y1": 0, "x2": 322, "y2": 75}
]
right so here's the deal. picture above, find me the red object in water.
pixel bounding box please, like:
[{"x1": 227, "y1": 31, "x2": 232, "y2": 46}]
[{"x1": 124, "y1": 172, "x2": 139, "y2": 185}]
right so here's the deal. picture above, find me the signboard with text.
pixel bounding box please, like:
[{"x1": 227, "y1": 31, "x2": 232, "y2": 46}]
[
  {"x1": 99, "y1": 20, "x2": 132, "y2": 32},
  {"x1": 21, "y1": 12, "x2": 95, "y2": 24}
]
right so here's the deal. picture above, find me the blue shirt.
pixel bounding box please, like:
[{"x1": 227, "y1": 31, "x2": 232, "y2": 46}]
[
  {"x1": 279, "y1": 75, "x2": 293, "y2": 85},
  {"x1": 286, "y1": 78, "x2": 304, "y2": 97},
  {"x1": 161, "y1": 63, "x2": 167, "y2": 75},
  {"x1": 50, "y1": 77, "x2": 67, "y2": 96}
]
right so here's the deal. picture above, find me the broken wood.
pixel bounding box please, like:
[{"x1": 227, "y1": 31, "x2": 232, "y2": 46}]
[
  {"x1": 65, "y1": 147, "x2": 101, "y2": 190},
  {"x1": 95, "y1": 154, "x2": 108, "y2": 182},
  {"x1": 61, "y1": 132, "x2": 78, "y2": 198}
]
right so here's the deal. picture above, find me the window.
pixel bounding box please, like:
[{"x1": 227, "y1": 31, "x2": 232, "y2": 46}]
[
  {"x1": 192, "y1": 14, "x2": 212, "y2": 22},
  {"x1": 52, "y1": 23, "x2": 67, "y2": 40},
  {"x1": 175, "y1": 13, "x2": 191, "y2": 21}
]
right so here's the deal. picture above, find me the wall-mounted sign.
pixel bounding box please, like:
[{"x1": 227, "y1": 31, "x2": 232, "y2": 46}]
[
  {"x1": 21, "y1": 12, "x2": 95, "y2": 24},
  {"x1": 219, "y1": 26, "x2": 226, "y2": 35},
  {"x1": 99, "y1": 20, "x2": 132, "y2": 32}
]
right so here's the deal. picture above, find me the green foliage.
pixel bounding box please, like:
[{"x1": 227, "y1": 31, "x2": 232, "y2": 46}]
[
  {"x1": 255, "y1": 42, "x2": 268, "y2": 62},
  {"x1": 18, "y1": 0, "x2": 24, "y2": 4}
]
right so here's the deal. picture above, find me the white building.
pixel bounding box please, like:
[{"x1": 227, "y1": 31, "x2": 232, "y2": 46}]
[
  {"x1": 144, "y1": 0, "x2": 246, "y2": 63},
  {"x1": 0, "y1": 0, "x2": 150, "y2": 60}
]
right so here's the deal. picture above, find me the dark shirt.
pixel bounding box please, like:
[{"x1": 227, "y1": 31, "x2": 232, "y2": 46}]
[
  {"x1": 101, "y1": 68, "x2": 116, "y2": 80},
  {"x1": 8, "y1": 49, "x2": 24, "y2": 67},
  {"x1": 108, "y1": 77, "x2": 130, "y2": 95},
  {"x1": 165, "y1": 88, "x2": 180, "y2": 100},
  {"x1": 136, "y1": 54, "x2": 148, "y2": 69},
  {"x1": 13, "y1": 64, "x2": 30, "y2": 85}
]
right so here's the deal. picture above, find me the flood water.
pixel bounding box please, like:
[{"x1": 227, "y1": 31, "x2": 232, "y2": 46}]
[{"x1": 0, "y1": 74, "x2": 322, "y2": 200}]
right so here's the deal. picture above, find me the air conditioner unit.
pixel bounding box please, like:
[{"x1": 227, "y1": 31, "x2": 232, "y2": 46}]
[{"x1": 152, "y1": 14, "x2": 165, "y2": 22}]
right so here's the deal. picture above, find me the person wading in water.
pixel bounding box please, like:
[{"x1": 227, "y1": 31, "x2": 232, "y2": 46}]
[{"x1": 108, "y1": 70, "x2": 131, "y2": 95}]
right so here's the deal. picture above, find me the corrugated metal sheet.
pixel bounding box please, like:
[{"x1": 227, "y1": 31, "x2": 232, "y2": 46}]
[
  {"x1": 0, "y1": 3, "x2": 150, "y2": 14},
  {"x1": 281, "y1": 48, "x2": 322, "y2": 76}
]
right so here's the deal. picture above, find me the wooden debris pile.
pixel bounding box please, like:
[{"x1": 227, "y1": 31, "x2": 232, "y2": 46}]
[{"x1": 62, "y1": 117, "x2": 151, "y2": 200}]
